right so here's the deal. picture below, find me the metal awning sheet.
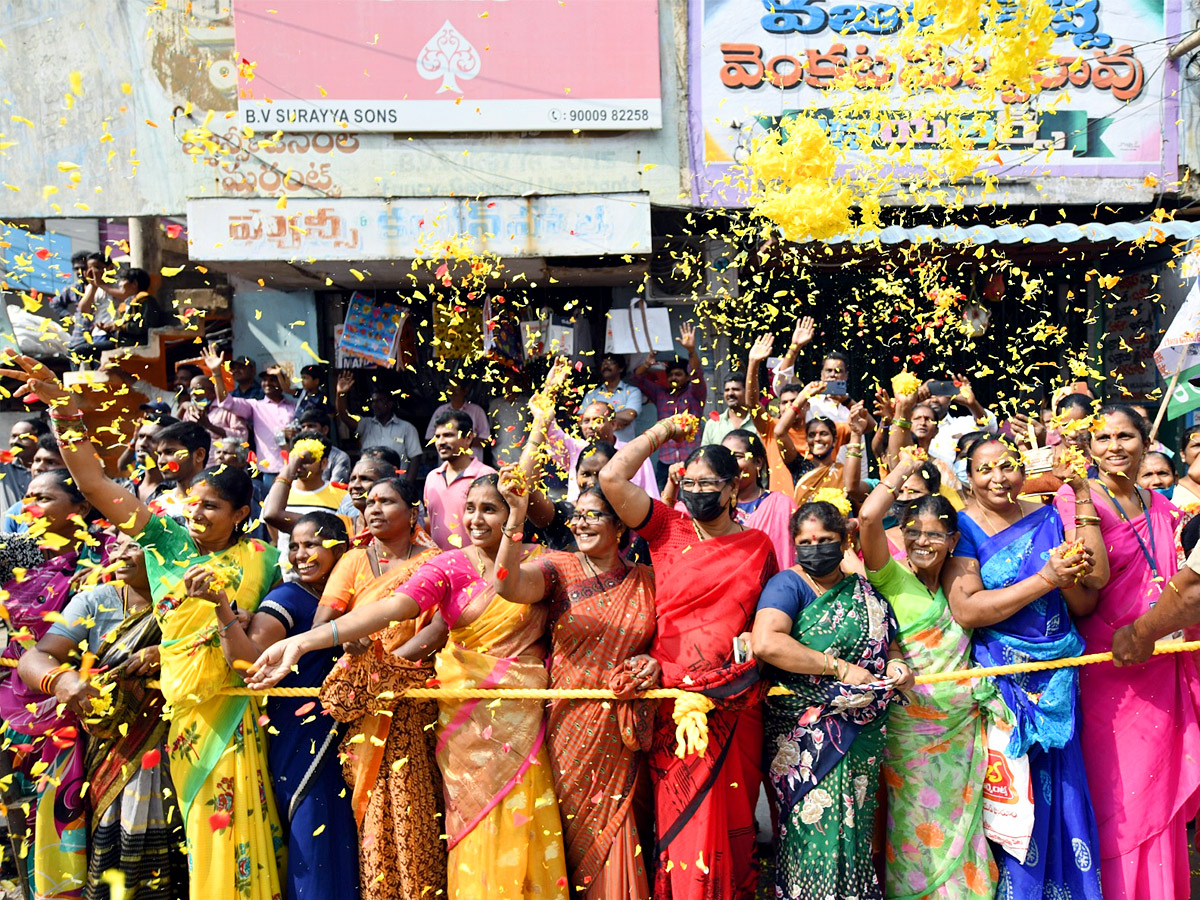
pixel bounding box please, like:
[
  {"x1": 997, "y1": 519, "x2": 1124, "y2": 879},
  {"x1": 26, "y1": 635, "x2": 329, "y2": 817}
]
[{"x1": 827, "y1": 220, "x2": 1200, "y2": 245}]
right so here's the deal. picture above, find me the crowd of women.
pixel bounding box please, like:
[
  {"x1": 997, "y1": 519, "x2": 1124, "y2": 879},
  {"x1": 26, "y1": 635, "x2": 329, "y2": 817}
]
[{"x1": 0, "y1": 346, "x2": 1198, "y2": 900}]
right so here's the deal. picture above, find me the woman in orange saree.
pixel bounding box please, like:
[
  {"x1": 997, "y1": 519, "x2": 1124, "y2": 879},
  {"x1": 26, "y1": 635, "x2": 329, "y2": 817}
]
[
  {"x1": 252, "y1": 474, "x2": 568, "y2": 900},
  {"x1": 315, "y1": 477, "x2": 445, "y2": 900},
  {"x1": 602, "y1": 422, "x2": 778, "y2": 900},
  {"x1": 494, "y1": 481, "x2": 657, "y2": 899}
]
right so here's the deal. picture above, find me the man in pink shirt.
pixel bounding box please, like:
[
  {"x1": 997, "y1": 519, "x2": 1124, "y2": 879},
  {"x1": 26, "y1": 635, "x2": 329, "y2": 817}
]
[
  {"x1": 423, "y1": 409, "x2": 497, "y2": 550},
  {"x1": 206, "y1": 346, "x2": 296, "y2": 475}
]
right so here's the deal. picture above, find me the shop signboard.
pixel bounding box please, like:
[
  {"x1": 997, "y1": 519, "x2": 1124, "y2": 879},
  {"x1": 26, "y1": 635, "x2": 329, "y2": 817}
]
[
  {"x1": 234, "y1": 0, "x2": 662, "y2": 132},
  {"x1": 689, "y1": 0, "x2": 1181, "y2": 205},
  {"x1": 186, "y1": 194, "x2": 652, "y2": 260}
]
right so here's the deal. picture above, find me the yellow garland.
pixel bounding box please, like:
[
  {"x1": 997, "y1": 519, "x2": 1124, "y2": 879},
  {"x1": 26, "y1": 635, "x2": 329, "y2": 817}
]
[
  {"x1": 291, "y1": 437, "x2": 325, "y2": 462},
  {"x1": 671, "y1": 692, "x2": 714, "y2": 759}
]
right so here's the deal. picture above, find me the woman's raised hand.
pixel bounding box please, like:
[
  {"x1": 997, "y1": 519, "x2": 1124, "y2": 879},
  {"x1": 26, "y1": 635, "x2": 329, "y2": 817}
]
[
  {"x1": 0, "y1": 353, "x2": 74, "y2": 414},
  {"x1": 496, "y1": 465, "x2": 530, "y2": 520},
  {"x1": 247, "y1": 637, "x2": 305, "y2": 689}
]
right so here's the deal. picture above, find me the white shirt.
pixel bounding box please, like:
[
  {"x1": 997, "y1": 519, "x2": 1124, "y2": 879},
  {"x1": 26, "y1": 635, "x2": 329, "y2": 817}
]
[
  {"x1": 357, "y1": 416, "x2": 423, "y2": 477},
  {"x1": 929, "y1": 410, "x2": 998, "y2": 465}
]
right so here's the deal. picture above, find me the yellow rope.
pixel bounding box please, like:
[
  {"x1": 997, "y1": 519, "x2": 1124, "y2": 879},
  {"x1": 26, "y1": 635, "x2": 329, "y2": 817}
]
[
  {"x1": 5, "y1": 639, "x2": 1197, "y2": 695},
  {"x1": 214, "y1": 686, "x2": 695, "y2": 699},
  {"x1": 913, "y1": 639, "x2": 1200, "y2": 685}
]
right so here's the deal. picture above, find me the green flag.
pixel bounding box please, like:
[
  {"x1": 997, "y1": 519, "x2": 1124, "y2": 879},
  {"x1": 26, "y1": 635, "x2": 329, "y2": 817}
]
[{"x1": 1167, "y1": 364, "x2": 1200, "y2": 421}]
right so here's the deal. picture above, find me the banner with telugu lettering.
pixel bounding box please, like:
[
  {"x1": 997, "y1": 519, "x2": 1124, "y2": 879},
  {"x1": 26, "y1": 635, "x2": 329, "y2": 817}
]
[{"x1": 689, "y1": 0, "x2": 1181, "y2": 205}]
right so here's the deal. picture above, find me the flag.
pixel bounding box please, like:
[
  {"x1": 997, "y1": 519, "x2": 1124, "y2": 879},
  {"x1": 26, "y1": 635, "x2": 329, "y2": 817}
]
[
  {"x1": 1166, "y1": 363, "x2": 1200, "y2": 421},
  {"x1": 1154, "y1": 280, "x2": 1200, "y2": 377}
]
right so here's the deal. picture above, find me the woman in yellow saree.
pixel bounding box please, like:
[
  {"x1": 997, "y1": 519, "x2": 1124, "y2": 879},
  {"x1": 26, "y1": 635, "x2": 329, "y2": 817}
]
[
  {"x1": 4, "y1": 356, "x2": 286, "y2": 900},
  {"x1": 253, "y1": 473, "x2": 569, "y2": 900}
]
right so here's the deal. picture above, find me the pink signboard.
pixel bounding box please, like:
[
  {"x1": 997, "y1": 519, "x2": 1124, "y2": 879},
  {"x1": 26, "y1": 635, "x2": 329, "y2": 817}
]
[{"x1": 234, "y1": 0, "x2": 662, "y2": 132}]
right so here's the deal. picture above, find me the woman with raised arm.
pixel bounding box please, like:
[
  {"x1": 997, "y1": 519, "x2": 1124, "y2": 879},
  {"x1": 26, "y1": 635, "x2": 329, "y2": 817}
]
[
  {"x1": 859, "y1": 450, "x2": 996, "y2": 900},
  {"x1": 776, "y1": 392, "x2": 845, "y2": 504},
  {"x1": 251, "y1": 473, "x2": 568, "y2": 900},
  {"x1": 0, "y1": 355, "x2": 285, "y2": 900},
  {"x1": 316, "y1": 476, "x2": 446, "y2": 900},
  {"x1": 721, "y1": 428, "x2": 796, "y2": 567},
  {"x1": 600, "y1": 416, "x2": 776, "y2": 900},
  {"x1": 941, "y1": 436, "x2": 1103, "y2": 900},
  {"x1": 1054, "y1": 404, "x2": 1200, "y2": 899},
  {"x1": 19, "y1": 535, "x2": 187, "y2": 900},
  {"x1": 493, "y1": 475, "x2": 656, "y2": 900},
  {"x1": 0, "y1": 467, "x2": 112, "y2": 899},
  {"x1": 206, "y1": 511, "x2": 358, "y2": 900},
  {"x1": 752, "y1": 499, "x2": 910, "y2": 900}
]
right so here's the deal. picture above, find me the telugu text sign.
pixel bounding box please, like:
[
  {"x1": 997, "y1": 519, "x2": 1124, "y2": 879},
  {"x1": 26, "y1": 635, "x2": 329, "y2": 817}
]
[
  {"x1": 186, "y1": 194, "x2": 652, "y2": 260},
  {"x1": 690, "y1": 0, "x2": 1180, "y2": 205},
  {"x1": 234, "y1": 0, "x2": 662, "y2": 132}
]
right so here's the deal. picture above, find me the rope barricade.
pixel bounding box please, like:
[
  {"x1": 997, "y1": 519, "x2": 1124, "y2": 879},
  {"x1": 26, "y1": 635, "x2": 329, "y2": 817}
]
[
  {"x1": 4, "y1": 640, "x2": 1199, "y2": 695},
  {"x1": 4, "y1": 642, "x2": 1198, "y2": 758}
]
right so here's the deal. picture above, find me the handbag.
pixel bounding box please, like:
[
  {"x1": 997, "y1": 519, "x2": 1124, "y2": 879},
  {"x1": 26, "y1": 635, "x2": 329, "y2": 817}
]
[{"x1": 982, "y1": 717, "x2": 1036, "y2": 860}]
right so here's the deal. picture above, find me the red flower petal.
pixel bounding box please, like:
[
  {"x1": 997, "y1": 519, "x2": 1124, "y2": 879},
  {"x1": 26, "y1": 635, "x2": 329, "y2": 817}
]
[
  {"x1": 209, "y1": 811, "x2": 230, "y2": 832},
  {"x1": 141, "y1": 748, "x2": 161, "y2": 769},
  {"x1": 495, "y1": 565, "x2": 509, "y2": 580},
  {"x1": 34, "y1": 248, "x2": 51, "y2": 260}
]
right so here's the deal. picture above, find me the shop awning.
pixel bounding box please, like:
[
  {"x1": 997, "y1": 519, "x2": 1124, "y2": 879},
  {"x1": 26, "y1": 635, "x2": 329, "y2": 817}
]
[{"x1": 826, "y1": 220, "x2": 1200, "y2": 246}]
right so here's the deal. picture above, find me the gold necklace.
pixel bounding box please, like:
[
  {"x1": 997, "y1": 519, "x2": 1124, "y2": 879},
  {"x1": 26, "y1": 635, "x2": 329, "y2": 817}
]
[
  {"x1": 467, "y1": 547, "x2": 488, "y2": 577},
  {"x1": 975, "y1": 501, "x2": 1016, "y2": 535}
]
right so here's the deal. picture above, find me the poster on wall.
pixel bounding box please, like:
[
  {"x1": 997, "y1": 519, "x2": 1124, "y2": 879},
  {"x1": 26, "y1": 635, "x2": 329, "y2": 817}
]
[
  {"x1": 690, "y1": 0, "x2": 1180, "y2": 205},
  {"x1": 338, "y1": 292, "x2": 409, "y2": 367},
  {"x1": 235, "y1": 0, "x2": 662, "y2": 132}
]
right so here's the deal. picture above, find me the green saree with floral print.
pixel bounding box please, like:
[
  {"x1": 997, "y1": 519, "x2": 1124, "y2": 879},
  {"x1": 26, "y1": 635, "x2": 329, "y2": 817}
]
[
  {"x1": 763, "y1": 573, "x2": 900, "y2": 900},
  {"x1": 137, "y1": 515, "x2": 284, "y2": 900}
]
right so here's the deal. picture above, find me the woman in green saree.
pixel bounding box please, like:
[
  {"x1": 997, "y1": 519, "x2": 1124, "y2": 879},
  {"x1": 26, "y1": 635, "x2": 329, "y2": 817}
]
[
  {"x1": 3, "y1": 355, "x2": 285, "y2": 900},
  {"x1": 859, "y1": 450, "x2": 998, "y2": 899},
  {"x1": 751, "y1": 499, "x2": 912, "y2": 900}
]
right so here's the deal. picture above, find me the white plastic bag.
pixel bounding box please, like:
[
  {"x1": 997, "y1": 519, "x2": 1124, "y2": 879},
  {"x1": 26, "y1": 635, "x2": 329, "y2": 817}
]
[{"x1": 982, "y1": 717, "x2": 1035, "y2": 861}]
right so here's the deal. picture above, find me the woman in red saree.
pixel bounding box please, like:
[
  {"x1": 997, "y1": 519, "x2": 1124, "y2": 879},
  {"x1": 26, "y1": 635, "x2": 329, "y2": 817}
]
[
  {"x1": 602, "y1": 418, "x2": 778, "y2": 900},
  {"x1": 494, "y1": 480, "x2": 658, "y2": 899}
]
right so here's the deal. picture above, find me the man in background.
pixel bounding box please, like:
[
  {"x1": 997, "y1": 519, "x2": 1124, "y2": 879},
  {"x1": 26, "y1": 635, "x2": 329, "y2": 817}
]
[
  {"x1": 335, "y1": 371, "x2": 422, "y2": 483},
  {"x1": 581, "y1": 353, "x2": 643, "y2": 443},
  {"x1": 424, "y1": 409, "x2": 496, "y2": 550}
]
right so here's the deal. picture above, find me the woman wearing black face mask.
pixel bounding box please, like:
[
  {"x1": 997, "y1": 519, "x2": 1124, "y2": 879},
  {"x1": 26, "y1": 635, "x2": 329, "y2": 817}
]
[
  {"x1": 601, "y1": 423, "x2": 778, "y2": 900},
  {"x1": 750, "y1": 501, "x2": 912, "y2": 900}
]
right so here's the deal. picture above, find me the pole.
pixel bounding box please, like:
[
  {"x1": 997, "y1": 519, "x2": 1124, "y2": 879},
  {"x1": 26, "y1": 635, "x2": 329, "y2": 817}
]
[{"x1": 1150, "y1": 356, "x2": 1188, "y2": 443}]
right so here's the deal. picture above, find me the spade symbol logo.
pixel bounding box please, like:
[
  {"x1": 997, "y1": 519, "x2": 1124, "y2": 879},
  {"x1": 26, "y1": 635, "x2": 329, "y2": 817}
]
[{"x1": 416, "y1": 20, "x2": 481, "y2": 93}]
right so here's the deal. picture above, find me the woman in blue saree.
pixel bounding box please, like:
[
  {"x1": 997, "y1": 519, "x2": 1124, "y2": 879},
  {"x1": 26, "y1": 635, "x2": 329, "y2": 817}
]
[
  {"x1": 942, "y1": 437, "x2": 1104, "y2": 900},
  {"x1": 210, "y1": 511, "x2": 358, "y2": 900}
]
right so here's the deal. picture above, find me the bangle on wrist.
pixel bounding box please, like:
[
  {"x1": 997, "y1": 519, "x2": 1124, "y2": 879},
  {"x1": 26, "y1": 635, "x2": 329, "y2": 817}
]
[
  {"x1": 40, "y1": 663, "x2": 71, "y2": 696},
  {"x1": 330, "y1": 620, "x2": 340, "y2": 647},
  {"x1": 219, "y1": 616, "x2": 239, "y2": 634},
  {"x1": 1036, "y1": 570, "x2": 1057, "y2": 590},
  {"x1": 893, "y1": 417, "x2": 912, "y2": 430},
  {"x1": 882, "y1": 482, "x2": 900, "y2": 496},
  {"x1": 501, "y1": 522, "x2": 524, "y2": 538},
  {"x1": 49, "y1": 411, "x2": 83, "y2": 422}
]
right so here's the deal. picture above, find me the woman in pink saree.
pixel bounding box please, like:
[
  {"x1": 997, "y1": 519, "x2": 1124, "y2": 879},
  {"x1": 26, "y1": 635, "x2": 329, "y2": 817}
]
[
  {"x1": 723, "y1": 428, "x2": 796, "y2": 568},
  {"x1": 253, "y1": 474, "x2": 568, "y2": 900},
  {"x1": 1056, "y1": 404, "x2": 1200, "y2": 899}
]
